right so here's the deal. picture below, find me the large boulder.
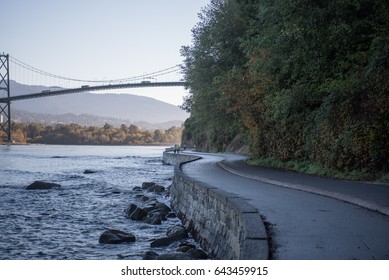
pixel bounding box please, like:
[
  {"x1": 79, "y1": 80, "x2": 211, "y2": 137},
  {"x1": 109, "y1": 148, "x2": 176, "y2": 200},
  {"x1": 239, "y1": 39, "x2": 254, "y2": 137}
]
[
  {"x1": 26, "y1": 181, "x2": 61, "y2": 190},
  {"x1": 98, "y1": 229, "x2": 136, "y2": 244}
]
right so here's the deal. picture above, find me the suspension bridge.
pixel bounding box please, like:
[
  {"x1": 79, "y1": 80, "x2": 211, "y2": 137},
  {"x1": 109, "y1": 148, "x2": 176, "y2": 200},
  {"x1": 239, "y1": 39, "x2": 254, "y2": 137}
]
[{"x1": 0, "y1": 53, "x2": 186, "y2": 143}]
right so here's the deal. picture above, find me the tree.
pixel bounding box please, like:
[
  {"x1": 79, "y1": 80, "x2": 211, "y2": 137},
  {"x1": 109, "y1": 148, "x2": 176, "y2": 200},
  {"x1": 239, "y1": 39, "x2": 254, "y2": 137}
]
[
  {"x1": 181, "y1": 0, "x2": 254, "y2": 151},
  {"x1": 181, "y1": 0, "x2": 389, "y2": 177}
]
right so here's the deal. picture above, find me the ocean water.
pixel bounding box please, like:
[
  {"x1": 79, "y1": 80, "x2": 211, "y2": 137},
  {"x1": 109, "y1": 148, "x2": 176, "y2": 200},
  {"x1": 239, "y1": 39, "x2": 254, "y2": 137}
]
[{"x1": 0, "y1": 145, "x2": 184, "y2": 260}]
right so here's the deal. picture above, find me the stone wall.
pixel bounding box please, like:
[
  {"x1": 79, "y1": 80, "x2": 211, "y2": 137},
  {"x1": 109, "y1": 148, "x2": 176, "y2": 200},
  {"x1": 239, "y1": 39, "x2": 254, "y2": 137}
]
[
  {"x1": 162, "y1": 150, "x2": 201, "y2": 165},
  {"x1": 167, "y1": 152, "x2": 269, "y2": 259}
]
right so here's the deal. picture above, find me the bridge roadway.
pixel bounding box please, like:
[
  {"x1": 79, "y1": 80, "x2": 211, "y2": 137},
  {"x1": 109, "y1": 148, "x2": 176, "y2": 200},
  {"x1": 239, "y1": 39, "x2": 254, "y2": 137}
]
[
  {"x1": 0, "y1": 81, "x2": 186, "y2": 102},
  {"x1": 179, "y1": 151, "x2": 389, "y2": 260}
]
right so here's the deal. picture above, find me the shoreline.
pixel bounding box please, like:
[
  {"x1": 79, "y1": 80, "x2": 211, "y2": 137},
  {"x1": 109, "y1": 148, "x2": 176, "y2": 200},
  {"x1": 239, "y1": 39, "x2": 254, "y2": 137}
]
[{"x1": 1, "y1": 143, "x2": 175, "y2": 147}]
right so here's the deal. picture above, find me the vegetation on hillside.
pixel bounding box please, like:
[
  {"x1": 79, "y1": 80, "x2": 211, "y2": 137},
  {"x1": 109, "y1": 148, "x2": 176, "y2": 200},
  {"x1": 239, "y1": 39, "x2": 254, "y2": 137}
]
[
  {"x1": 0, "y1": 122, "x2": 182, "y2": 145},
  {"x1": 181, "y1": 0, "x2": 389, "y2": 179}
]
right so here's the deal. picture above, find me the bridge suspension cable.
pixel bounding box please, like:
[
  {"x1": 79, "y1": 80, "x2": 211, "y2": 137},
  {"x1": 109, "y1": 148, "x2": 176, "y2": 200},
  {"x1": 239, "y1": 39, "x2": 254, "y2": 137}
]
[{"x1": 9, "y1": 55, "x2": 183, "y2": 87}]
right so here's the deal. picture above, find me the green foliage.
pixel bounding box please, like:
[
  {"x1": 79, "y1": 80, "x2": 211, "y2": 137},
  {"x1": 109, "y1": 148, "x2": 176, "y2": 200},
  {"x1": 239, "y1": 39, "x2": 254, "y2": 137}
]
[
  {"x1": 181, "y1": 0, "x2": 389, "y2": 179},
  {"x1": 180, "y1": 0, "x2": 254, "y2": 152}
]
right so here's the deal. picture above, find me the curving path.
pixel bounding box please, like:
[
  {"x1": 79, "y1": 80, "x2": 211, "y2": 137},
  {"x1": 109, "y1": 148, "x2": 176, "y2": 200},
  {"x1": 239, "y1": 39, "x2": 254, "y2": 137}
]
[{"x1": 179, "y1": 151, "x2": 389, "y2": 260}]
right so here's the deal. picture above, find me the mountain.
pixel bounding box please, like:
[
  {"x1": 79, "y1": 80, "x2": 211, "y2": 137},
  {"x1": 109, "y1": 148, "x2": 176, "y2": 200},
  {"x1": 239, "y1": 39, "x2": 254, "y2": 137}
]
[{"x1": 9, "y1": 81, "x2": 189, "y2": 124}]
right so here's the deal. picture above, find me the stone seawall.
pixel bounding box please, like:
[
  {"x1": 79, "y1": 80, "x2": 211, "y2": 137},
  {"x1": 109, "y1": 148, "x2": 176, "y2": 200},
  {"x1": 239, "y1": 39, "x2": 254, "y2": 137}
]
[
  {"x1": 165, "y1": 152, "x2": 268, "y2": 259},
  {"x1": 162, "y1": 150, "x2": 200, "y2": 166}
]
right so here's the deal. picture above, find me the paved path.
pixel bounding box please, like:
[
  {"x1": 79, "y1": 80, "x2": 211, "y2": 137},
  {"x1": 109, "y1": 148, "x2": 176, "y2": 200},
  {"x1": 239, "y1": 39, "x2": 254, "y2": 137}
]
[{"x1": 179, "y1": 151, "x2": 389, "y2": 260}]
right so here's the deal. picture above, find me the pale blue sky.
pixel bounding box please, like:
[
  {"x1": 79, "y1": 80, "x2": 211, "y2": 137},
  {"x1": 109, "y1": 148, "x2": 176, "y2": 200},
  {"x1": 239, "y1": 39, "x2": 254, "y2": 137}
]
[{"x1": 1, "y1": 0, "x2": 209, "y2": 105}]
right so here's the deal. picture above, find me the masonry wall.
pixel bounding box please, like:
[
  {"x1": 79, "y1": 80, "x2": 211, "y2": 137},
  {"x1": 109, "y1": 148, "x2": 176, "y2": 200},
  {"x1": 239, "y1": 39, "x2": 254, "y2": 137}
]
[
  {"x1": 162, "y1": 150, "x2": 198, "y2": 165},
  {"x1": 165, "y1": 152, "x2": 268, "y2": 259}
]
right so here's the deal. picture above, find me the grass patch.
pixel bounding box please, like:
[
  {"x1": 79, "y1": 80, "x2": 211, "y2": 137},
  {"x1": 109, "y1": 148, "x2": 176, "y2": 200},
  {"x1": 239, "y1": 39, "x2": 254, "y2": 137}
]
[{"x1": 246, "y1": 157, "x2": 384, "y2": 182}]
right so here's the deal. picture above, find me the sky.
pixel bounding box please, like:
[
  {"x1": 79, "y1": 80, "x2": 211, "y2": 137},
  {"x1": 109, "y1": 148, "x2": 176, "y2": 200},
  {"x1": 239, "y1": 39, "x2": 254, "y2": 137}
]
[{"x1": 1, "y1": 0, "x2": 210, "y2": 105}]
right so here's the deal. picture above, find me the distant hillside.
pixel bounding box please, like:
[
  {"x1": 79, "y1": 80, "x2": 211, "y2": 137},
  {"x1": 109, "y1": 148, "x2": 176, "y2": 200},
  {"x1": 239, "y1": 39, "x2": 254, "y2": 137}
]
[{"x1": 9, "y1": 81, "x2": 189, "y2": 124}]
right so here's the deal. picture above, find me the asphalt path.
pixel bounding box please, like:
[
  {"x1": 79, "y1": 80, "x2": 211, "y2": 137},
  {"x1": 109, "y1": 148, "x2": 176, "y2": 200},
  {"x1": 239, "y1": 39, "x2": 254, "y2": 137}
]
[{"x1": 180, "y1": 152, "x2": 389, "y2": 260}]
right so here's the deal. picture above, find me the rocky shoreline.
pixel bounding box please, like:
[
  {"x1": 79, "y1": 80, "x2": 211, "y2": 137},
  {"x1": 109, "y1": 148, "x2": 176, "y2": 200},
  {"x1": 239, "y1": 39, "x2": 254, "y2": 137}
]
[{"x1": 26, "y1": 179, "x2": 209, "y2": 260}]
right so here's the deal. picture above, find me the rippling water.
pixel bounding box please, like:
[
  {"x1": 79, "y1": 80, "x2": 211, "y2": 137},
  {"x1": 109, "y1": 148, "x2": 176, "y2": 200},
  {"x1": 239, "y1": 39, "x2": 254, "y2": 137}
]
[{"x1": 0, "y1": 145, "x2": 183, "y2": 260}]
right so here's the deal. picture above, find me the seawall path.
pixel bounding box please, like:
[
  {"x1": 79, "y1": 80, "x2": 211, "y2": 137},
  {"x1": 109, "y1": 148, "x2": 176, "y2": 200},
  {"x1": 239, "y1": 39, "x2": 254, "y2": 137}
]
[{"x1": 165, "y1": 150, "x2": 389, "y2": 260}]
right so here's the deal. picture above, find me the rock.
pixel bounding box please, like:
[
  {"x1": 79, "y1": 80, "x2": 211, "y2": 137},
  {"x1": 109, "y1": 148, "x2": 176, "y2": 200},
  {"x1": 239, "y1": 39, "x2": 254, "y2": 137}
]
[
  {"x1": 141, "y1": 195, "x2": 150, "y2": 201},
  {"x1": 150, "y1": 226, "x2": 189, "y2": 248},
  {"x1": 126, "y1": 203, "x2": 147, "y2": 220},
  {"x1": 143, "y1": 250, "x2": 202, "y2": 260},
  {"x1": 150, "y1": 236, "x2": 175, "y2": 247},
  {"x1": 83, "y1": 169, "x2": 96, "y2": 174},
  {"x1": 144, "y1": 203, "x2": 171, "y2": 215},
  {"x1": 141, "y1": 182, "x2": 165, "y2": 193},
  {"x1": 98, "y1": 229, "x2": 135, "y2": 244},
  {"x1": 26, "y1": 181, "x2": 61, "y2": 190},
  {"x1": 133, "y1": 186, "x2": 142, "y2": 191},
  {"x1": 148, "y1": 184, "x2": 165, "y2": 193},
  {"x1": 188, "y1": 248, "x2": 208, "y2": 259},
  {"x1": 143, "y1": 251, "x2": 159, "y2": 260},
  {"x1": 156, "y1": 253, "x2": 198, "y2": 260},
  {"x1": 167, "y1": 225, "x2": 188, "y2": 240},
  {"x1": 176, "y1": 242, "x2": 196, "y2": 253},
  {"x1": 147, "y1": 211, "x2": 167, "y2": 221},
  {"x1": 142, "y1": 182, "x2": 156, "y2": 190},
  {"x1": 155, "y1": 202, "x2": 171, "y2": 214},
  {"x1": 143, "y1": 216, "x2": 162, "y2": 225},
  {"x1": 166, "y1": 212, "x2": 177, "y2": 219}
]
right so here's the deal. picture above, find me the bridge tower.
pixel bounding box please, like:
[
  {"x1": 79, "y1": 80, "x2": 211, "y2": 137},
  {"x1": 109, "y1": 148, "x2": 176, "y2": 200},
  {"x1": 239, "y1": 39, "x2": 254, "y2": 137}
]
[{"x1": 0, "y1": 53, "x2": 11, "y2": 143}]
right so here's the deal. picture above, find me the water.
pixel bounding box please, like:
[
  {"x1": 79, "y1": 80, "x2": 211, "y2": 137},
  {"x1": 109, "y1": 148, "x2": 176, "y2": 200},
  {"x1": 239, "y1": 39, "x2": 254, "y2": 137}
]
[{"x1": 0, "y1": 145, "x2": 183, "y2": 260}]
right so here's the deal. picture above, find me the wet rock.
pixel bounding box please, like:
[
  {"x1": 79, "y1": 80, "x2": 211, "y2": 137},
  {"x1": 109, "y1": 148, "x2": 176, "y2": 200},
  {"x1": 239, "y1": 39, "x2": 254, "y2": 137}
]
[
  {"x1": 150, "y1": 236, "x2": 176, "y2": 247},
  {"x1": 126, "y1": 203, "x2": 147, "y2": 220},
  {"x1": 143, "y1": 215, "x2": 162, "y2": 225},
  {"x1": 147, "y1": 210, "x2": 167, "y2": 221},
  {"x1": 98, "y1": 229, "x2": 135, "y2": 244},
  {"x1": 187, "y1": 248, "x2": 208, "y2": 259},
  {"x1": 176, "y1": 242, "x2": 196, "y2": 253},
  {"x1": 148, "y1": 184, "x2": 165, "y2": 193},
  {"x1": 166, "y1": 212, "x2": 177, "y2": 219},
  {"x1": 167, "y1": 225, "x2": 188, "y2": 240},
  {"x1": 150, "y1": 225, "x2": 189, "y2": 248},
  {"x1": 141, "y1": 195, "x2": 150, "y2": 201},
  {"x1": 83, "y1": 169, "x2": 96, "y2": 174},
  {"x1": 156, "y1": 253, "x2": 198, "y2": 260},
  {"x1": 144, "y1": 202, "x2": 171, "y2": 215},
  {"x1": 143, "y1": 250, "x2": 201, "y2": 260},
  {"x1": 141, "y1": 182, "x2": 165, "y2": 193},
  {"x1": 143, "y1": 251, "x2": 159, "y2": 260},
  {"x1": 142, "y1": 182, "x2": 156, "y2": 190},
  {"x1": 26, "y1": 181, "x2": 61, "y2": 190},
  {"x1": 155, "y1": 202, "x2": 171, "y2": 214}
]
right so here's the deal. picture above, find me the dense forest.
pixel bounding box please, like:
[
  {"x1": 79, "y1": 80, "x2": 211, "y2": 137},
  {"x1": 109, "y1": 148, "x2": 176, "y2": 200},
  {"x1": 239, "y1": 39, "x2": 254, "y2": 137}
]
[
  {"x1": 1, "y1": 122, "x2": 182, "y2": 145},
  {"x1": 181, "y1": 0, "x2": 389, "y2": 179}
]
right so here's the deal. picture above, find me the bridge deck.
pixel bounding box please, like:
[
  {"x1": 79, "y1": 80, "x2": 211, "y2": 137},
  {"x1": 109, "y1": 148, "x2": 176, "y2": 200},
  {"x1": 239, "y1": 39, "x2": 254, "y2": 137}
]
[{"x1": 0, "y1": 81, "x2": 186, "y2": 102}]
